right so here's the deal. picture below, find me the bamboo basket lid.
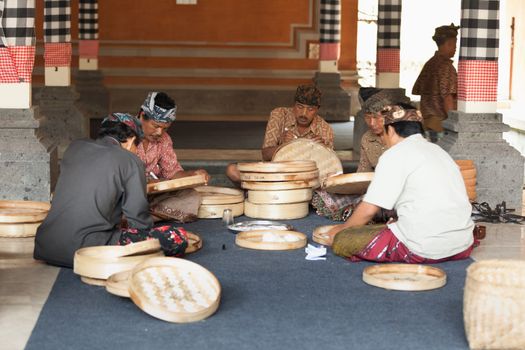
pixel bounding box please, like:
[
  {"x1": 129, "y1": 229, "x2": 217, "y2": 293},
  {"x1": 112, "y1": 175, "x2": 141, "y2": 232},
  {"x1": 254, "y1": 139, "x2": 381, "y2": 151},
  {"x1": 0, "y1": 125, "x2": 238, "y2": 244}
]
[
  {"x1": 312, "y1": 225, "x2": 338, "y2": 246},
  {"x1": 239, "y1": 169, "x2": 319, "y2": 182},
  {"x1": 105, "y1": 233, "x2": 202, "y2": 299},
  {"x1": 237, "y1": 161, "x2": 317, "y2": 173},
  {"x1": 147, "y1": 174, "x2": 207, "y2": 194},
  {"x1": 197, "y1": 202, "x2": 244, "y2": 219},
  {"x1": 129, "y1": 257, "x2": 221, "y2": 323},
  {"x1": 106, "y1": 270, "x2": 132, "y2": 297},
  {"x1": 235, "y1": 230, "x2": 307, "y2": 250},
  {"x1": 362, "y1": 264, "x2": 447, "y2": 291},
  {"x1": 244, "y1": 200, "x2": 309, "y2": 220},
  {"x1": 0, "y1": 222, "x2": 41, "y2": 238},
  {"x1": 0, "y1": 200, "x2": 50, "y2": 223},
  {"x1": 241, "y1": 179, "x2": 320, "y2": 191},
  {"x1": 272, "y1": 139, "x2": 343, "y2": 181},
  {"x1": 194, "y1": 186, "x2": 244, "y2": 205},
  {"x1": 247, "y1": 188, "x2": 312, "y2": 204},
  {"x1": 73, "y1": 245, "x2": 164, "y2": 280},
  {"x1": 81, "y1": 276, "x2": 107, "y2": 286},
  {"x1": 323, "y1": 172, "x2": 374, "y2": 195}
]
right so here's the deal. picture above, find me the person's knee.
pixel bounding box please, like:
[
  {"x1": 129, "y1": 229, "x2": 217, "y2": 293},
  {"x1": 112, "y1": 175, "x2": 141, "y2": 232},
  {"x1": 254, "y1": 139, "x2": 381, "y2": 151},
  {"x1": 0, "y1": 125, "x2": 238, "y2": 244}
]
[{"x1": 226, "y1": 163, "x2": 240, "y2": 183}]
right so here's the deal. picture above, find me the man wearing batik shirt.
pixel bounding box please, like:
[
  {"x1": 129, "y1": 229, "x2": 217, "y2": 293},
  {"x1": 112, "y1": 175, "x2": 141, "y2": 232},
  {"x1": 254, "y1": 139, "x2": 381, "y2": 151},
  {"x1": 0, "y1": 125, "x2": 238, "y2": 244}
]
[
  {"x1": 225, "y1": 85, "x2": 333, "y2": 183},
  {"x1": 136, "y1": 92, "x2": 210, "y2": 182},
  {"x1": 324, "y1": 104, "x2": 474, "y2": 264},
  {"x1": 412, "y1": 24, "x2": 459, "y2": 143}
]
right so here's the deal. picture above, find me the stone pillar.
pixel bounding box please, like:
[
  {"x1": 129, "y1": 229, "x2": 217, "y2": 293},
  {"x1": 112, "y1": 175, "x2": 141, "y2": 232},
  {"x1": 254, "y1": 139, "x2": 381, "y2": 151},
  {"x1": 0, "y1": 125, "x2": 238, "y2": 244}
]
[
  {"x1": 76, "y1": 0, "x2": 108, "y2": 136},
  {"x1": 375, "y1": 0, "x2": 401, "y2": 88},
  {"x1": 439, "y1": 0, "x2": 524, "y2": 211},
  {"x1": 38, "y1": 0, "x2": 85, "y2": 158},
  {"x1": 0, "y1": 0, "x2": 57, "y2": 201},
  {"x1": 313, "y1": 0, "x2": 351, "y2": 122}
]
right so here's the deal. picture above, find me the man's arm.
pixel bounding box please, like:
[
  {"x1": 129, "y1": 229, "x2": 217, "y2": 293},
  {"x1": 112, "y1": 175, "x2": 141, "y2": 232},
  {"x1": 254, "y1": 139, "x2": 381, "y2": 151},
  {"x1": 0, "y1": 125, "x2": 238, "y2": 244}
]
[
  {"x1": 325, "y1": 201, "x2": 380, "y2": 245},
  {"x1": 443, "y1": 94, "x2": 456, "y2": 114},
  {"x1": 261, "y1": 146, "x2": 279, "y2": 161}
]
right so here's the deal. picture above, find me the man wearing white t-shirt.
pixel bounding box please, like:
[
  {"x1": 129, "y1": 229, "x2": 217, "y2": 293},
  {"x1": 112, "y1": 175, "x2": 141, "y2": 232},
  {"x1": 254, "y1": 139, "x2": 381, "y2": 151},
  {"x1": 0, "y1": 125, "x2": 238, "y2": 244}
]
[{"x1": 326, "y1": 104, "x2": 474, "y2": 263}]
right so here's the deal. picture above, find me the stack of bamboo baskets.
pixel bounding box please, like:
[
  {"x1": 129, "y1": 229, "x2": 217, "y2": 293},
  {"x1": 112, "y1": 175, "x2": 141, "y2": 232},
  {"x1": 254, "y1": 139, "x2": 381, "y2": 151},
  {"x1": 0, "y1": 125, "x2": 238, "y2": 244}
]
[
  {"x1": 455, "y1": 160, "x2": 476, "y2": 201},
  {"x1": 239, "y1": 161, "x2": 319, "y2": 220},
  {"x1": 195, "y1": 186, "x2": 245, "y2": 219},
  {"x1": 0, "y1": 200, "x2": 51, "y2": 238}
]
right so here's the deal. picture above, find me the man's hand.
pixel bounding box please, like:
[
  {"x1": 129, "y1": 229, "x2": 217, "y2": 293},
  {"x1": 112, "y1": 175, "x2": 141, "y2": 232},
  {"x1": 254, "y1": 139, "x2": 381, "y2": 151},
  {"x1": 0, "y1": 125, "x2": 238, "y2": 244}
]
[
  {"x1": 282, "y1": 130, "x2": 298, "y2": 144},
  {"x1": 193, "y1": 169, "x2": 210, "y2": 185},
  {"x1": 324, "y1": 224, "x2": 346, "y2": 246}
]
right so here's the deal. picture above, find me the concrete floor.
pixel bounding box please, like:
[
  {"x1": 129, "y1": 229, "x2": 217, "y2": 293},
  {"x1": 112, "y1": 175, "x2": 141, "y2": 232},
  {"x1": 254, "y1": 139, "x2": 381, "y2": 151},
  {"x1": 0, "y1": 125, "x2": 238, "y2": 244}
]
[{"x1": 1, "y1": 213, "x2": 525, "y2": 349}]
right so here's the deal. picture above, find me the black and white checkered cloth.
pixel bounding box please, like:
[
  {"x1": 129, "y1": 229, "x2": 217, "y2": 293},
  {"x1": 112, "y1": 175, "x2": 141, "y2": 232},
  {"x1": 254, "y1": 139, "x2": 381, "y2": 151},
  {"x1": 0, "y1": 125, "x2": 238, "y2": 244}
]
[
  {"x1": 79, "y1": 0, "x2": 97, "y2": 40},
  {"x1": 320, "y1": 0, "x2": 340, "y2": 43},
  {"x1": 0, "y1": 0, "x2": 35, "y2": 47},
  {"x1": 377, "y1": 0, "x2": 401, "y2": 49},
  {"x1": 44, "y1": 0, "x2": 70, "y2": 43},
  {"x1": 459, "y1": 0, "x2": 499, "y2": 60}
]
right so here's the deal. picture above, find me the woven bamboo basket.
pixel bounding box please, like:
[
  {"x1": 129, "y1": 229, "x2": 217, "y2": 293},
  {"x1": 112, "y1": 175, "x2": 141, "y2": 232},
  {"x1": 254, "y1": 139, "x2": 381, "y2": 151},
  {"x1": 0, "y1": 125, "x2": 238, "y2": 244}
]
[
  {"x1": 241, "y1": 179, "x2": 320, "y2": 191},
  {"x1": 463, "y1": 260, "x2": 525, "y2": 350},
  {"x1": 244, "y1": 200, "x2": 309, "y2": 220},
  {"x1": 0, "y1": 200, "x2": 50, "y2": 225},
  {"x1": 147, "y1": 174, "x2": 206, "y2": 194},
  {"x1": 323, "y1": 172, "x2": 374, "y2": 195},
  {"x1": 239, "y1": 170, "x2": 319, "y2": 182},
  {"x1": 197, "y1": 202, "x2": 244, "y2": 219},
  {"x1": 247, "y1": 188, "x2": 312, "y2": 204},
  {"x1": 237, "y1": 161, "x2": 317, "y2": 173},
  {"x1": 194, "y1": 186, "x2": 244, "y2": 205}
]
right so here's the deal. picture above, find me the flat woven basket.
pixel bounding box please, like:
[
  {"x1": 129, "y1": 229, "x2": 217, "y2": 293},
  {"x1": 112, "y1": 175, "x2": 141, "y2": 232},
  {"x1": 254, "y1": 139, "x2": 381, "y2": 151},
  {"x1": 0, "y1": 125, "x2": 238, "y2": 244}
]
[
  {"x1": 272, "y1": 139, "x2": 342, "y2": 181},
  {"x1": 463, "y1": 259, "x2": 525, "y2": 350},
  {"x1": 129, "y1": 257, "x2": 221, "y2": 323},
  {"x1": 147, "y1": 174, "x2": 206, "y2": 194}
]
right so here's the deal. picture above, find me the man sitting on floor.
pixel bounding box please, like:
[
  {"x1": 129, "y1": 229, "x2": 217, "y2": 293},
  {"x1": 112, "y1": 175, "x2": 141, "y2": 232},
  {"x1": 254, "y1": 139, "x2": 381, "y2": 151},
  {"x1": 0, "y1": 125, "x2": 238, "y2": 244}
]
[
  {"x1": 325, "y1": 104, "x2": 474, "y2": 263},
  {"x1": 226, "y1": 84, "x2": 334, "y2": 183},
  {"x1": 137, "y1": 92, "x2": 210, "y2": 222},
  {"x1": 34, "y1": 114, "x2": 189, "y2": 268}
]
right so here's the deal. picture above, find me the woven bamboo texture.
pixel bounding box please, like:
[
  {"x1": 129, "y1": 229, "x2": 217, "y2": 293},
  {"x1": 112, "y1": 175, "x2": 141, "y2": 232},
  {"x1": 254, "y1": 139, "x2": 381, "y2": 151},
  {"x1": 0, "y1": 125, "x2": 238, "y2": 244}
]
[
  {"x1": 237, "y1": 161, "x2": 317, "y2": 173},
  {"x1": 129, "y1": 257, "x2": 221, "y2": 323},
  {"x1": 147, "y1": 174, "x2": 206, "y2": 194},
  {"x1": 362, "y1": 264, "x2": 447, "y2": 291},
  {"x1": 272, "y1": 139, "x2": 343, "y2": 181},
  {"x1": 463, "y1": 260, "x2": 525, "y2": 350}
]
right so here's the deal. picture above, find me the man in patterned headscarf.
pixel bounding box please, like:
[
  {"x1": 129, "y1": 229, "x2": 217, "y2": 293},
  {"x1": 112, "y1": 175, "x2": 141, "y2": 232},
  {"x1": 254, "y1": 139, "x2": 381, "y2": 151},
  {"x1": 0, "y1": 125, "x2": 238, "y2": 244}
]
[
  {"x1": 136, "y1": 91, "x2": 209, "y2": 182},
  {"x1": 34, "y1": 113, "x2": 189, "y2": 267},
  {"x1": 226, "y1": 84, "x2": 333, "y2": 183},
  {"x1": 323, "y1": 103, "x2": 474, "y2": 264},
  {"x1": 413, "y1": 23, "x2": 460, "y2": 142}
]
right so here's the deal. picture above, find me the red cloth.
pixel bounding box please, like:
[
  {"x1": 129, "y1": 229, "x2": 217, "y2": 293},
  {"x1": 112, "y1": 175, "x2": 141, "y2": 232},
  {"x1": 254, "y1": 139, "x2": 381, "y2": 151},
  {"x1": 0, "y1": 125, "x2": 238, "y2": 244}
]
[
  {"x1": 44, "y1": 42, "x2": 72, "y2": 67},
  {"x1": 458, "y1": 60, "x2": 498, "y2": 102},
  {"x1": 136, "y1": 132, "x2": 184, "y2": 180},
  {"x1": 78, "y1": 40, "x2": 99, "y2": 59},
  {"x1": 350, "y1": 226, "x2": 474, "y2": 263},
  {"x1": 0, "y1": 46, "x2": 35, "y2": 83}
]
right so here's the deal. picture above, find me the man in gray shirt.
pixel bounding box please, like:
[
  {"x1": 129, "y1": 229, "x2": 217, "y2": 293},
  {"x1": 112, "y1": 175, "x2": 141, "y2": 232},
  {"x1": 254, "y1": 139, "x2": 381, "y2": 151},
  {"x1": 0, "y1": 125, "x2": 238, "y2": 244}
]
[{"x1": 34, "y1": 113, "x2": 188, "y2": 267}]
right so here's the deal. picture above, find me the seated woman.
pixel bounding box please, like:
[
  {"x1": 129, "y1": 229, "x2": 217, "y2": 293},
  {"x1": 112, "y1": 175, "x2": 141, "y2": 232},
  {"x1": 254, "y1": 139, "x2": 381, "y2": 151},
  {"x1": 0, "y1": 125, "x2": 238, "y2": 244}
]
[
  {"x1": 34, "y1": 113, "x2": 188, "y2": 268},
  {"x1": 325, "y1": 104, "x2": 474, "y2": 264}
]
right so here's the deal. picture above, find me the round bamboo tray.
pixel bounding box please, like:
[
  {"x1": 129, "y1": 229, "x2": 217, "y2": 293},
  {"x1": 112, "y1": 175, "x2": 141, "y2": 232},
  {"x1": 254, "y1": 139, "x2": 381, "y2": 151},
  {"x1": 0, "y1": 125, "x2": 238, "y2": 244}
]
[
  {"x1": 197, "y1": 202, "x2": 244, "y2": 219},
  {"x1": 323, "y1": 172, "x2": 374, "y2": 195},
  {"x1": 244, "y1": 200, "x2": 309, "y2": 220},
  {"x1": 239, "y1": 169, "x2": 319, "y2": 182},
  {"x1": 0, "y1": 200, "x2": 50, "y2": 224},
  {"x1": 73, "y1": 245, "x2": 163, "y2": 280},
  {"x1": 0, "y1": 222, "x2": 42, "y2": 238},
  {"x1": 272, "y1": 138, "x2": 343, "y2": 181},
  {"x1": 464, "y1": 260, "x2": 525, "y2": 350},
  {"x1": 106, "y1": 270, "x2": 131, "y2": 297},
  {"x1": 247, "y1": 188, "x2": 312, "y2": 204},
  {"x1": 129, "y1": 257, "x2": 221, "y2": 323},
  {"x1": 185, "y1": 232, "x2": 203, "y2": 254},
  {"x1": 362, "y1": 264, "x2": 447, "y2": 291},
  {"x1": 237, "y1": 161, "x2": 317, "y2": 173},
  {"x1": 194, "y1": 186, "x2": 244, "y2": 205},
  {"x1": 81, "y1": 276, "x2": 107, "y2": 286},
  {"x1": 235, "y1": 230, "x2": 307, "y2": 250},
  {"x1": 241, "y1": 179, "x2": 320, "y2": 191},
  {"x1": 312, "y1": 225, "x2": 339, "y2": 246},
  {"x1": 147, "y1": 174, "x2": 207, "y2": 194}
]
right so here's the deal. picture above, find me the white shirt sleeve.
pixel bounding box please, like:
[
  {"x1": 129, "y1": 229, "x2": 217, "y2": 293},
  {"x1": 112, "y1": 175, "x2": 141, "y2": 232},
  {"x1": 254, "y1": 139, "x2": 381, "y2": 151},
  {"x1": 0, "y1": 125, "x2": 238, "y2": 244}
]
[{"x1": 363, "y1": 150, "x2": 406, "y2": 210}]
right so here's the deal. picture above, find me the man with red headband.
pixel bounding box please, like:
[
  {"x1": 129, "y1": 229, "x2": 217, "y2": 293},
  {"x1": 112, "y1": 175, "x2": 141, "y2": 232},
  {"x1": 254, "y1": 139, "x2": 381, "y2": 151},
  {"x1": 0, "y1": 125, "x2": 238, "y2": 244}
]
[{"x1": 325, "y1": 104, "x2": 474, "y2": 264}]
